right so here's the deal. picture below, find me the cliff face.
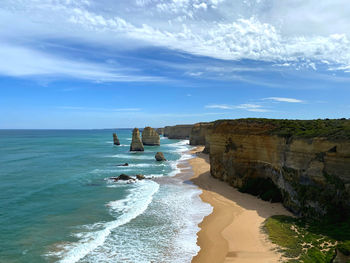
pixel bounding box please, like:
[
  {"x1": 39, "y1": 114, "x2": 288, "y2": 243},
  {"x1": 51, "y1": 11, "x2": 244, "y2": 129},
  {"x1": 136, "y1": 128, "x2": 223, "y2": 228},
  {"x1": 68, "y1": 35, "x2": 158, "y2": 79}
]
[
  {"x1": 163, "y1": 125, "x2": 193, "y2": 139},
  {"x1": 207, "y1": 119, "x2": 350, "y2": 218},
  {"x1": 156, "y1": 128, "x2": 164, "y2": 135},
  {"x1": 190, "y1": 122, "x2": 212, "y2": 145},
  {"x1": 142, "y1": 127, "x2": 160, "y2": 145}
]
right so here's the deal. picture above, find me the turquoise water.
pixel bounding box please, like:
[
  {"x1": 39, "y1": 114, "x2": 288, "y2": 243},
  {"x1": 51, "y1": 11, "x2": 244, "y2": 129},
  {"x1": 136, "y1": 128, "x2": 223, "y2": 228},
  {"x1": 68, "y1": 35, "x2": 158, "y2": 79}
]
[{"x1": 0, "y1": 130, "x2": 212, "y2": 263}]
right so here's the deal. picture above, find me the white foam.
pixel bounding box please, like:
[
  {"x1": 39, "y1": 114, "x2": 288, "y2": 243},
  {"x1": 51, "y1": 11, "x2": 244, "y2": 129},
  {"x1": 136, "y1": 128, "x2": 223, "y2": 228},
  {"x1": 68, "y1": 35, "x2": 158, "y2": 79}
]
[
  {"x1": 54, "y1": 181, "x2": 159, "y2": 263},
  {"x1": 82, "y1": 181, "x2": 212, "y2": 263},
  {"x1": 105, "y1": 154, "x2": 155, "y2": 160}
]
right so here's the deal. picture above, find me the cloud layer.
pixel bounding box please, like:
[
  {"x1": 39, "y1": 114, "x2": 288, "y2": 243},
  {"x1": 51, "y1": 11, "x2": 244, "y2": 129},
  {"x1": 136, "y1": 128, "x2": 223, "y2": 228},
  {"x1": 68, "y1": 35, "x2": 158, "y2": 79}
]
[{"x1": 1, "y1": 0, "x2": 350, "y2": 81}]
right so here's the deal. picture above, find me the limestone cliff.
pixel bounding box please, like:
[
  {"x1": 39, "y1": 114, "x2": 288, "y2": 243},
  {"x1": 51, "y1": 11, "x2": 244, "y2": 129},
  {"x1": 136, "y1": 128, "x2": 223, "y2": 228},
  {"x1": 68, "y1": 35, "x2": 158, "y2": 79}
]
[
  {"x1": 163, "y1": 125, "x2": 193, "y2": 139},
  {"x1": 164, "y1": 126, "x2": 170, "y2": 137},
  {"x1": 130, "y1": 128, "x2": 144, "y2": 151},
  {"x1": 207, "y1": 119, "x2": 350, "y2": 218},
  {"x1": 189, "y1": 122, "x2": 213, "y2": 153},
  {"x1": 156, "y1": 128, "x2": 164, "y2": 135},
  {"x1": 142, "y1": 127, "x2": 160, "y2": 146}
]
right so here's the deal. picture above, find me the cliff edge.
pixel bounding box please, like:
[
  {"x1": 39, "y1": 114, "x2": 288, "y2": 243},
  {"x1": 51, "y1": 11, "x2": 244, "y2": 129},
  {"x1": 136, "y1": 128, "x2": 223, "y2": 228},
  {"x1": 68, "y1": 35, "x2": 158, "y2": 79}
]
[{"x1": 206, "y1": 119, "x2": 350, "y2": 218}]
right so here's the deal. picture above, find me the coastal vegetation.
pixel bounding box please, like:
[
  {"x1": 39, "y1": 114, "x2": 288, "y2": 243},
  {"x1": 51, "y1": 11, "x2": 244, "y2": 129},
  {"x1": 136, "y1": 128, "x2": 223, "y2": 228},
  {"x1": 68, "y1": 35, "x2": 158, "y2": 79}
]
[
  {"x1": 219, "y1": 118, "x2": 350, "y2": 140},
  {"x1": 264, "y1": 215, "x2": 350, "y2": 262}
]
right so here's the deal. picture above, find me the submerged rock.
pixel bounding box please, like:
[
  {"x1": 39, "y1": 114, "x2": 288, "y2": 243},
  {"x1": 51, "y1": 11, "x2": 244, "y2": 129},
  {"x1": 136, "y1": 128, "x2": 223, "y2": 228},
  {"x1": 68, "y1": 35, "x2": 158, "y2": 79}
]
[
  {"x1": 155, "y1": 152, "x2": 166, "y2": 161},
  {"x1": 116, "y1": 163, "x2": 129, "y2": 167},
  {"x1": 113, "y1": 133, "x2": 120, "y2": 145},
  {"x1": 110, "y1": 174, "x2": 135, "y2": 181},
  {"x1": 130, "y1": 128, "x2": 144, "y2": 151},
  {"x1": 142, "y1": 127, "x2": 160, "y2": 146}
]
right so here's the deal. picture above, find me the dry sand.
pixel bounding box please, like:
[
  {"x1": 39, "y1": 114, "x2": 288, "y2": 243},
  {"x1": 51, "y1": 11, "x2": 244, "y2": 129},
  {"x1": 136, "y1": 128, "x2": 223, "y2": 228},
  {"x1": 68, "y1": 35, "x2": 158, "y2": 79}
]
[{"x1": 189, "y1": 147, "x2": 292, "y2": 263}]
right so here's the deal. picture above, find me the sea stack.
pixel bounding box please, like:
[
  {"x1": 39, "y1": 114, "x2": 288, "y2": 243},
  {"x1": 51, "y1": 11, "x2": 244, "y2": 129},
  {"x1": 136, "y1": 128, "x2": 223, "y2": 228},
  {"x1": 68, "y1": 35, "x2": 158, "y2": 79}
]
[
  {"x1": 130, "y1": 128, "x2": 144, "y2": 151},
  {"x1": 142, "y1": 127, "x2": 160, "y2": 146},
  {"x1": 155, "y1": 152, "x2": 166, "y2": 161},
  {"x1": 113, "y1": 133, "x2": 120, "y2": 145}
]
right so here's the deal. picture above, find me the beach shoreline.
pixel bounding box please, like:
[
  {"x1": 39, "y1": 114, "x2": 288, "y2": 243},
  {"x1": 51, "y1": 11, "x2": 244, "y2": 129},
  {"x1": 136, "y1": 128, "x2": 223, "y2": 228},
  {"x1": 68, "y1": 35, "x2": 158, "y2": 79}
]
[{"x1": 187, "y1": 146, "x2": 292, "y2": 263}]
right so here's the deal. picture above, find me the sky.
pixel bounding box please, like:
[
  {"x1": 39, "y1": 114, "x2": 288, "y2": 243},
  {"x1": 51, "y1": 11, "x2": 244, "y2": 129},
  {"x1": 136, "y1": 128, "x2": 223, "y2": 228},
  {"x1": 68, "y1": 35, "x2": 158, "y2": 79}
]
[{"x1": 1, "y1": 0, "x2": 350, "y2": 129}]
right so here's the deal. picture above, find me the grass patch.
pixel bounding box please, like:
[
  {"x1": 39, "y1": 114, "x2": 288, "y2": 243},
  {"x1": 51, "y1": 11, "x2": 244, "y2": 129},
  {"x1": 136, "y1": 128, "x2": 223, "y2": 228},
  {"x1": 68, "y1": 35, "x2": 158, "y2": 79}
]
[{"x1": 264, "y1": 215, "x2": 343, "y2": 262}]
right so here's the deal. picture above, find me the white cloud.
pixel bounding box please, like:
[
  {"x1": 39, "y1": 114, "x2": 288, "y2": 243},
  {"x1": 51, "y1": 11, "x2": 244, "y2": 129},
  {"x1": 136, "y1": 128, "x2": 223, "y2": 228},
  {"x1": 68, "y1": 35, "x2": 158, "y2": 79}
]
[
  {"x1": 206, "y1": 103, "x2": 269, "y2": 112},
  {"x1": 206, "y1": 104, "x2": 233, "y2": 109},
  {"x1": 2, "y1": 0, "x2": 350, "y2": 77},
  {"x1": 235, "y1": 104, "x2": 269, "y2": 112},
  {"x1": 264, "y1": 97, "x2": 304, "y2": 103},
  {"x1": 0, "y1": 43, "x2": 162, "y2": 82}
]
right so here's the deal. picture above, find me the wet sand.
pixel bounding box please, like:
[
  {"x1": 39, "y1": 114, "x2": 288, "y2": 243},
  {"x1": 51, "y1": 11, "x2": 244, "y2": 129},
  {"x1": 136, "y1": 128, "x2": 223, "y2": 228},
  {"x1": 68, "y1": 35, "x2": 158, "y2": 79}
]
[{"x1": 189, "y1": 147, "x2": 292, "y2": 263}]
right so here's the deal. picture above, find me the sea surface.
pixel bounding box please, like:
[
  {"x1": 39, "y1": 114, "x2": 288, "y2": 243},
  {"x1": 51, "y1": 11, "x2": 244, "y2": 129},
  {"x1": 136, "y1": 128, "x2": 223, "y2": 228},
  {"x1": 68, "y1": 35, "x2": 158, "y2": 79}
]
[{"x1": 0, "y1": 129, "x2": 212, "y2": 263}]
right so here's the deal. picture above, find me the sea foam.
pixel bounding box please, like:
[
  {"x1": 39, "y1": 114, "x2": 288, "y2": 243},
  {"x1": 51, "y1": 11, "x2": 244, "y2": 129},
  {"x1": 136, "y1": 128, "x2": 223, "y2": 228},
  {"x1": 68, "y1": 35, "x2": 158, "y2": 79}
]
[{"x1": 54, "y1": 180, "x2": 159, "y2": 263}]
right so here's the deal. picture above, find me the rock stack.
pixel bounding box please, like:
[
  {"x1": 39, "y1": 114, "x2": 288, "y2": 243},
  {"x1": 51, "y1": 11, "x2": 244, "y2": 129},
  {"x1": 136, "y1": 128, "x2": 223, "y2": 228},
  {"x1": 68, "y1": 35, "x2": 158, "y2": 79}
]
[
  {"x1": 142, "y1": 127, "x2": 160, "y2": 146},
  {"x1": 130, "y1": 128, "x2": 144, "y2": 151},
  {"x1": 155, "y1": 152, "x2": 166, "y2": 161},
  {"x1": 113, "y1": 133, "x2": 120, "y2": 145}
]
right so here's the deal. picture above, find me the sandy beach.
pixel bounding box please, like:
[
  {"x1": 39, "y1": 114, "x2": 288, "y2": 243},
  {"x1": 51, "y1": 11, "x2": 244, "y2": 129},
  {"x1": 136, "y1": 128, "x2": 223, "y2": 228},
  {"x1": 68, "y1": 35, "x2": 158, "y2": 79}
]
[{"x1": 189, "y1": 147, "x2": 292, "y2": 263}]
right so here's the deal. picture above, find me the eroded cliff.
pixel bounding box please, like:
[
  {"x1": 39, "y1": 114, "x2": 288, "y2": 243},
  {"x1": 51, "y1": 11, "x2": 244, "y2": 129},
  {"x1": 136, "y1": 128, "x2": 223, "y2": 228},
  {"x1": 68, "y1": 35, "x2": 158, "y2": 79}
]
[
  {"x1": 189, "y1": 122, "x2": 213, "y2": 153},
  {"x1": 163, "y1": 124, "x2": 193, "y2": 139},
  {"x1": 207, "y1": 119, "x2": 350, "y2": 218}
]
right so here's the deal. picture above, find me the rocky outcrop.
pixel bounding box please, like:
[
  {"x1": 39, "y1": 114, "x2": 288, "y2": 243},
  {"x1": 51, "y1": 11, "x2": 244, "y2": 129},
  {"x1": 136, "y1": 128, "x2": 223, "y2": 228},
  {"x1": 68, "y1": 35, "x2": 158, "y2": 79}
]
[
  {"x1": 155, "y1": 152, "x2": 166, "y2": 161},
  {"x1": 207, "y1": 119, "x2": 350, "y2": 219},
  {"x1": 110, "y1": 174, "x2": 135, "y2": 181},
  {"x1": 113, "y1": 133, "x2": 120, "y2": 145},
  {"x1": 142, "y1": 127, "x2": 160, "y2": 145},
  {"x1": 163, "y1": 124, "x2": 193, "y2": 139},
  {"x1": 130, "y1": 128, "x2": 144, "y2": 151},
  {"x1": 136, "y1": 174, "x2": 145, "y2": 180},
  {"x1": 156, "y1": 128, "x2": 164, "y2": 135}
]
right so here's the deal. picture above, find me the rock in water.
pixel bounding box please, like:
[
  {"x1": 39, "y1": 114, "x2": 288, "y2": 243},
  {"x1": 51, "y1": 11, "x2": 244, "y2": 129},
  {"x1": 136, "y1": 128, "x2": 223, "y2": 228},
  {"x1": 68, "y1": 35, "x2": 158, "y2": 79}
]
[
  {"x1": 116, "y1": 163, "x2": 128, "y2": 167},
  {"x1": 155, "y1": 152, "x2": 166, "y2": 161},
  {"x1": 142, "y1": 127, "x2": 160, "y2": 146},
  {"x1": 136, "y1": 174, "x2": 145, "y2": 180},
  {"x1": 110, "y1": 174, "x2": 134, "y2": 181},
  {"x1": 130, "y1": 128, "x2": 144, "y2": 151},
  {"x1": 113, "y1": 133, "x2": 120, "y2": 145}
]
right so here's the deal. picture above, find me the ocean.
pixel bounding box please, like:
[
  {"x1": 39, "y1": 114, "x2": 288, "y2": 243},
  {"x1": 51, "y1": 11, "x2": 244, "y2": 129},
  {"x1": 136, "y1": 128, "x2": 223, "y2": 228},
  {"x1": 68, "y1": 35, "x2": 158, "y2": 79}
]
[{"x1": 0, "y1": 129, "x2": 212, "y2": 263}]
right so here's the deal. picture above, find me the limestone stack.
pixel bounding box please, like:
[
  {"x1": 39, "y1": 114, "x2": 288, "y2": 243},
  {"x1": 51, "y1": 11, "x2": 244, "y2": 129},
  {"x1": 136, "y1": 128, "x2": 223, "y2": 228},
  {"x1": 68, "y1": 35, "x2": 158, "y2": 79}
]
[
  {"x1": 113, "y1": 133, "x2": 120, "y2": 145},
  {"x1": 142, "y1": 127, "x2": 160, "y2": 146},
  {"x1": 130, "y1": 128, "x2": 144, "y2": 151}
]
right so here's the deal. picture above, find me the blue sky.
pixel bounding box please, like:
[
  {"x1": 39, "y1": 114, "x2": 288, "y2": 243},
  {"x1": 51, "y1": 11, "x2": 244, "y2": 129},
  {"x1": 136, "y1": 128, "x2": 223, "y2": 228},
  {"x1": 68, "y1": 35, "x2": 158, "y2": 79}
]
[{"x1": 1, "y1": 0, "x2": 350, "y2": 128}]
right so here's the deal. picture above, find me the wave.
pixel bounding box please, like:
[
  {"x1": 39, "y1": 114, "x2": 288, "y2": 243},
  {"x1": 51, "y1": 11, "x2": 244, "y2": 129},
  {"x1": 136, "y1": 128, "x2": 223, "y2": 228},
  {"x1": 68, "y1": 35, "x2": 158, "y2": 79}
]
[
  {"x1": 53, "y1": 180, "x2": 159, "y2": 263},
  {"x1": 83, "y1": 180, "x2": 212, "y2": 262},
  {"x1": 105, "y1": 154, "x2": 155, "y2": 160}
]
